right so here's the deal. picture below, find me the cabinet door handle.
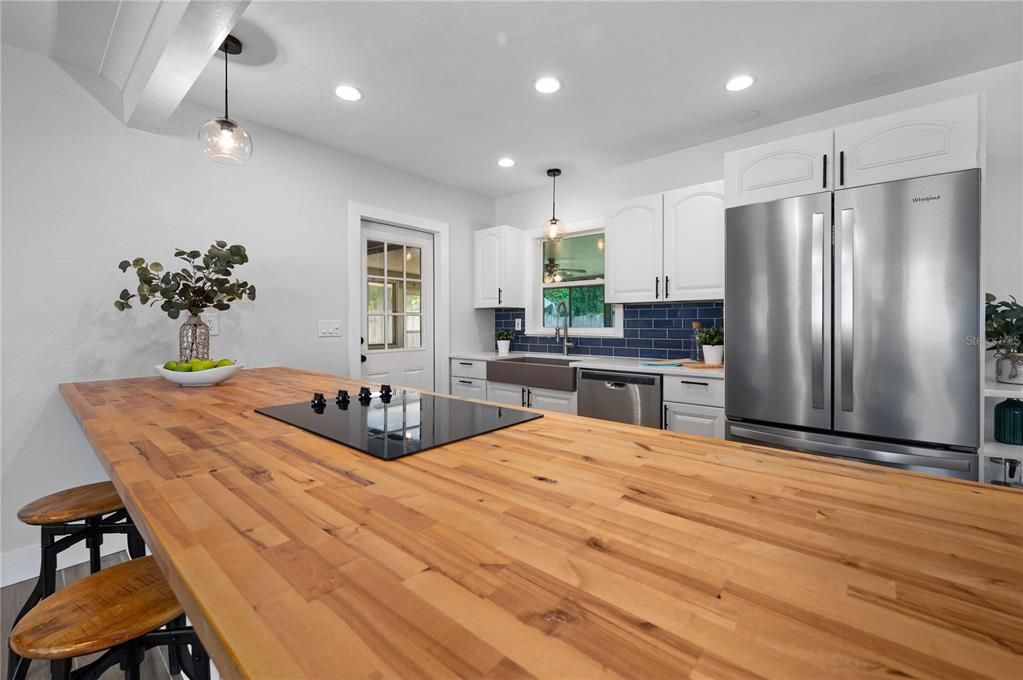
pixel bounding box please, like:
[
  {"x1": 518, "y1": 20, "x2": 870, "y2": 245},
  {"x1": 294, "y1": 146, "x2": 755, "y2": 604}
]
[
  {"x1": 822, "y1": 153, "x2": 828, "y2": 189},
  {"x1": 498, "y1": 287, "x2": 503, "y2": 304},
  {"x1": 679, "y1": 380, "x2": 709, "y2": 387},
  {"x1": 526, "y1": 388, "x2": 533, "y2": 408},
  {"x1": 839, "y1": 151, "x2": 845, "y2": 186},
  {"x1": 663, "y1": 404, "x2": 668, "y2": 430},
  {"x1": 664, "y1": 276, "x2": 670, "y2": 298},
  {"x1": 521, "y1": 387, "x2": 526, "y2": 407},
  {"x1": 459, "y1": 361, "x2": 473, "y2": 366},
  {"x1": 655, "y1": 276, "x2": 660, "y2": 299}
]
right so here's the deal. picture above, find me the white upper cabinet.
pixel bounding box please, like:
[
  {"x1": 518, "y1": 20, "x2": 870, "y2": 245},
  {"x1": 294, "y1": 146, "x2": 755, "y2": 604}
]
[
  {"x1": 663, "y1": 180, "x2": 725, "y2": 301},
  {"x1": 604, "y1": 193, "x2": 664, "y2": 303},
  {"x1": 834, "y1": 95, "x2": 979, "y2": 189},
  {"x1": 473, "y1": 225, "x2": 524, "y2": 308},
  {"x1": 724, "y1": 129, "x2": 833, "y2": 207}
]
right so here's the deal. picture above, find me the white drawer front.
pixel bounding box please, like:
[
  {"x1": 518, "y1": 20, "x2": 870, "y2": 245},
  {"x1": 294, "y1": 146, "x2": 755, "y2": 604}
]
[
  {"x1": 450, "y1": 358, "x2": 488, "y2": 379},
  {"x1": 663, "y1": 376, "x2": 724, "y2": 407},
  {"x1": 664, "y1": 402, "x2": 725, "y2": 439},
  {"x1": 451, "y1": 377, "x2": 487, "y2": 400}
]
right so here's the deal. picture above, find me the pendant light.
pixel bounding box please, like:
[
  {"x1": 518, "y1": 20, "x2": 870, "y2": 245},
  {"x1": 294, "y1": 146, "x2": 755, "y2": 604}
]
[
  {"x1": 198, "y1": 35, "x2": 252, "y2": 165},
  {"x1": 544, "y1": 168, "x2": 564, "y2": 241}
]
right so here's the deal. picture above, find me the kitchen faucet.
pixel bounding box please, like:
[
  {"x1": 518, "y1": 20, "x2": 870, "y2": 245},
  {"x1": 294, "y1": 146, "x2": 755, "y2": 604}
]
[{"x1": 554, "y1": 301, "x2": 574, "y2": 355}]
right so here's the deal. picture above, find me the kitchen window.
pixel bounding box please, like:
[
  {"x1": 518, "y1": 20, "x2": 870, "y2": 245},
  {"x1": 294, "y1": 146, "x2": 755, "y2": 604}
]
[{"x1": 525, "y1": 223, "x2": 623, "y2": 337}]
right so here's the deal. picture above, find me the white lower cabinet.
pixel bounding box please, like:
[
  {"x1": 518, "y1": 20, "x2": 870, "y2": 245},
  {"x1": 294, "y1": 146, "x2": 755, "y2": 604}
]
[
  {"x1": 486, "y1": 381, "x2": 577, "y2": 415},
  {"x1": 450, "y1": 377, "x2": 487, "y2": 400},
  {"x1": 663, "y1": 402, "x2": 725, "y2": 439},
  {"x1": 526, "y1": 386, "x2": 577, "y2": 415},
  {"x1": 487, "y1": 381, "x2": 527, "y2": 407}
]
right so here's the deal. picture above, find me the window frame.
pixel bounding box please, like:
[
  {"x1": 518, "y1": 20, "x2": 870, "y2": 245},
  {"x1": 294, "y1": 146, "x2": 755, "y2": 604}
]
[{"x1": 523, "y1": 218, "x2": 624, "y2": 338}]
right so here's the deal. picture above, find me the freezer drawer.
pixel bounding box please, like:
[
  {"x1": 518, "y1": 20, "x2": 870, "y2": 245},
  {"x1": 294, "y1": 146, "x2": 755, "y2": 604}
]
[
  {"x1": 578, "y1": 370, "x2": 662, "y2": 428},
  {"x1": 726, "y1": 421, "x2": 978, "y2": 480}
]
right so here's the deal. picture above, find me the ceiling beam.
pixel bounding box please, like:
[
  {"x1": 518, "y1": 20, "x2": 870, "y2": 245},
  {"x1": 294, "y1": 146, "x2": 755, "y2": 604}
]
[{"x1": 122, "y1": 0, "x2": 250, "y2": 132}]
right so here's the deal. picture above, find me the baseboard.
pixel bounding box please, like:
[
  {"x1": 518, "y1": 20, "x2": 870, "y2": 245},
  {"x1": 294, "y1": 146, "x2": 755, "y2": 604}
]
[{"x1": 1, "y1": 535, "x2": 129, "y2": 587}]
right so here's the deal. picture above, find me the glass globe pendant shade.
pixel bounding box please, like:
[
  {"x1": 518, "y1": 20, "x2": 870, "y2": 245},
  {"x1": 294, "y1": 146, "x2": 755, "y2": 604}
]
[
  {"x1": 544, "y1": 217, "x2": 564, "y2": 242},
  {"x1": 199, "y1": 117, "x2": 252, "y2": 165}
]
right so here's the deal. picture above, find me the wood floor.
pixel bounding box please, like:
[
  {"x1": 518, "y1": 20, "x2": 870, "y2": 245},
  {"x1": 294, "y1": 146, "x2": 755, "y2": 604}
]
[{"x1": 1, "y1": 552, "x2": 176, "y2": 679}]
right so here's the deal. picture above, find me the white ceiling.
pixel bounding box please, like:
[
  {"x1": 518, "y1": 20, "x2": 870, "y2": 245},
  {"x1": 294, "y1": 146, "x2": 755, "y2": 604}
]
[{"x1": 5, "y1": 2, "x2": 1022, "y2": 198}]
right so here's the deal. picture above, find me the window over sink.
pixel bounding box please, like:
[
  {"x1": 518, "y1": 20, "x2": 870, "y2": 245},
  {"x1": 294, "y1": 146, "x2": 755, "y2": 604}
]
[{"x1": 525, "y1": 221, "x2": 623, "y2": 337}]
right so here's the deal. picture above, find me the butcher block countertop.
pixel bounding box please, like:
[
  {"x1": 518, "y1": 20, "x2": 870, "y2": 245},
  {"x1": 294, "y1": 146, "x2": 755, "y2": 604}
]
[{"x1": 61, "y1": 367, "x2": 1022, "y2": 679}]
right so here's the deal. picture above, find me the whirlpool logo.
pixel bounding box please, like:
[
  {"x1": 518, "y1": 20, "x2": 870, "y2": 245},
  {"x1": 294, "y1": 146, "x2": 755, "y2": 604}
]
[{"x1": 912, "y1": 194, "x2": 941, "y2": 203}]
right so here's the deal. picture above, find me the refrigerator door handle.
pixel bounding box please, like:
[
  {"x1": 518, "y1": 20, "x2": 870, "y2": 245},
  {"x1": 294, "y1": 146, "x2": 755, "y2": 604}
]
[
  {"x1": 811, "y1": 211, "x2": 826, "y2": 410},
  {"x1": 839, "y1": 207, "x2": 855, "y2": 412}
]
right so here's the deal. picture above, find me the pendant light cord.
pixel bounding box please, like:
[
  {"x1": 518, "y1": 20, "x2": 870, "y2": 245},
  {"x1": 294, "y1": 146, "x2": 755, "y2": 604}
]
[
  {"x1": 551, "y1": 172, "x2": 557, "y2": 221},
  {"x1": 223, "y1": 47, "x2": 229, "y2": 119}
]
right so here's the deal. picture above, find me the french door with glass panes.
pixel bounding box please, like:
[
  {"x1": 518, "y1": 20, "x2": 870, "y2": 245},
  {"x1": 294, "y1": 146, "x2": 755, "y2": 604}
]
[{"x1": 361, "y1": 221, "x2": 434, "y2": 390}]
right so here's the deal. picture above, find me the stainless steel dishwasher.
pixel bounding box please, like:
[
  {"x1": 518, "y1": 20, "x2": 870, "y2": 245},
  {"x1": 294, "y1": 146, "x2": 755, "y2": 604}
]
[{"x1": 578, "y1": 370, "x2": 662, "y2": 428}]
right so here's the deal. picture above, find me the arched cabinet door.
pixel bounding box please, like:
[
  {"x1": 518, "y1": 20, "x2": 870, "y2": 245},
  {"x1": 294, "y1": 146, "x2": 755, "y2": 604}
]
[
  {"x1": 724, "y1": 130, "x2": 833, "y2": 207},
  {"x1": 834, "y1": 95, "x2": 978, "y2": 189},
  {"x1": 604, "y1": 193, "x2": 663, "y2": 303},
  {"x1": 663, "y1": 180, "x2": 725, "y2": 302}
]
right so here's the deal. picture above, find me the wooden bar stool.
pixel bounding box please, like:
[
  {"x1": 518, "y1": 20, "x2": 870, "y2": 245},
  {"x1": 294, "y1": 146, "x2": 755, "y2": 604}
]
[
  {"x1": 8, "y1": 556, "x2": 210, "y2": 680},
  {"x1": 8, "y1": 482, "x2": 147, "y2": 672}
]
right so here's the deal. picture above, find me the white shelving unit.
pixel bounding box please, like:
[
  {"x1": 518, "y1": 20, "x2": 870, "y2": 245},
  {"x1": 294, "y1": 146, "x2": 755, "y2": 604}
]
[{"x1": 985, "y1": 377, "x2": 1023, "y2": 400}]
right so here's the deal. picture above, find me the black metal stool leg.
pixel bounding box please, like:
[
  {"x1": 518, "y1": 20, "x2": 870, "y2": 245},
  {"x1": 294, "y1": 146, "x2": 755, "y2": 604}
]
[
  {"x1": 186, "y1": 639, "x2": 211, "y2": 680},
  {"x1": 85, "y1": 518, "x2": 102, "y2": 573},
  {"x1": 167, "y1": 615, "x2": 185, "y2": 675},
  {"x1": 126, "y1": 524, "x2": 146, "y2": 559},
  {"x1": 48, "y1": 658, "x2": 70, "y2": 680},
  {"x1": 7, "y1": 652, "x2": 30, "y2": 680},
  {"x1": 41, "y1": 528, "x2": 58, "y2": 598},
  {"x1": 119, "y1": 639, "x2": 144, "y2": 680}
]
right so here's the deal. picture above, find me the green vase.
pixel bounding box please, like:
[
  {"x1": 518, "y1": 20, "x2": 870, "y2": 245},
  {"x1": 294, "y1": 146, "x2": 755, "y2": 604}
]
[{"x1": 994, "y1": 399, "x2": 1023, "y2": 446}]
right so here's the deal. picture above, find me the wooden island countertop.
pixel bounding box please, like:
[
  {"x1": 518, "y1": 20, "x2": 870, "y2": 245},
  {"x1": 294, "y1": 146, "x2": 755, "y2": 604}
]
[{"x1": 61, "y1": 367, "x2": 1023, "y2": 679}]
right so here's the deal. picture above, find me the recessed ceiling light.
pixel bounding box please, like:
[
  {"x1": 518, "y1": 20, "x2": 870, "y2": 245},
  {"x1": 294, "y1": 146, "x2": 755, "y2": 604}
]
[
  {"x1": 335, "y1": 85, "x2": 363, "y2": 101},
  {"x1": 725, "y1": 74, "x2": 755, "y2": 92},
  {"x1": 497, "y1": 157, "x2": 515, "y2": 168},
  {"x1": 533, "y1": 76, "x2": 562, "y2": 94}
]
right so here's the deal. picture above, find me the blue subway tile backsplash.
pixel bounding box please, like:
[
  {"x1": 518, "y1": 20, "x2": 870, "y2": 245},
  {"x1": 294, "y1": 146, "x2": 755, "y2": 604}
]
[{"x1": 496, "y1": 301, "x2": 723, "y2": 357}]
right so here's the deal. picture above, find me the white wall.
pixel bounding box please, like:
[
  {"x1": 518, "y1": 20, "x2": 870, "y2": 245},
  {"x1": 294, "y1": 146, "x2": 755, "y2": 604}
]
[
  {"x1": 497, "y1": 61, "x2": 1023, "y2": 301},
  {"x1": 0, "y1": 44, "x2": 495, "y2": 581}
]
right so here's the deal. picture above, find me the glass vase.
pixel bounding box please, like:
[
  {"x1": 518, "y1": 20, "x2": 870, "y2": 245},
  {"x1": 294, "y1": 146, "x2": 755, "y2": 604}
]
[{"x1": 179, "y1": 314, "x2": 210, "y2": 362}]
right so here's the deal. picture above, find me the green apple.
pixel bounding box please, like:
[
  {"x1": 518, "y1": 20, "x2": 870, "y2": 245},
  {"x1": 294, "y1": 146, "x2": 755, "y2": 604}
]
[
  {"x1": 174, "y1": 364, "x2": 193, "y2": 372},
  {"x1": 214, "y1": 359, "x2": 234, "y2": 368},
  {"x1": 163, "y1": 360, "x2": 178, "y2": 371},
  {"x1": 196, "y1": 360, "x2": 217, "y2": 371}
]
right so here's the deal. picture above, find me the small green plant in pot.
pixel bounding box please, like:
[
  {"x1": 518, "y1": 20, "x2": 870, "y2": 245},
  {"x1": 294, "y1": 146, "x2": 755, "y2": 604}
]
[
  {"x1": 496, "y1": 329, "x2": 515, "y2": 357},
  {"x1": 986, "y1": 293, "x2": 1023, "y2": 384},
  {"x1": 114, "y1": 242, "x2": 256, "y2": 362},
  {"x1": 694, "y1": 326, "x2": 724, "y2": 365}
]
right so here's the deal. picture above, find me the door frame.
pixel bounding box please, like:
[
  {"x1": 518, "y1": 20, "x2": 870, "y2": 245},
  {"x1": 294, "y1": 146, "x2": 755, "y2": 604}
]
[{"x1": 346, "y1": 202, "x2": 450, "y2": 392}]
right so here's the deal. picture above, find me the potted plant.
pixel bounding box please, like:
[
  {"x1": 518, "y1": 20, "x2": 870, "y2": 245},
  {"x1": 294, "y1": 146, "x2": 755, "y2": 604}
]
[
  {"x1": 694, "y1": 326, "x2": 724, "y2": 365},
  {"x1": 987, "y1": 293, "x2": 1023, "y2": 384},
  {"x1": 115, "y1": 242, "x2": 256, "y2": 361},
  {"x1": 496, "y1": 329, "x2": 515, "y2": 357}
]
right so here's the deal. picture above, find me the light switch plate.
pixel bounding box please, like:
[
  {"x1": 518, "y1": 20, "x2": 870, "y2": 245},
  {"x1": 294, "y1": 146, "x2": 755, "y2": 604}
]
[
  {"x1": 318, "y1": 320, "x2": 343, "y2": 337},
  {"x1": 514, "y1": 318, "x2": 522, "y2": 331},
  {"x1": 200, "y1": 311, "x2": 220, "y2": 336}
]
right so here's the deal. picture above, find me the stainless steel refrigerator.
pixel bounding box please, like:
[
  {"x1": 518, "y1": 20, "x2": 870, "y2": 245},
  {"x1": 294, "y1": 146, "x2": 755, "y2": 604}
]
[{"x1": 725, "y1": 169, "x2": 980, "y2": 479}]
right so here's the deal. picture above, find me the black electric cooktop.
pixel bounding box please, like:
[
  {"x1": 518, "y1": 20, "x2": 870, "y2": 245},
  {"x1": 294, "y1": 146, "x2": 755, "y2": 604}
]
[{"x1": 255, "y1": 387, "x2": 542, "y2": 460}]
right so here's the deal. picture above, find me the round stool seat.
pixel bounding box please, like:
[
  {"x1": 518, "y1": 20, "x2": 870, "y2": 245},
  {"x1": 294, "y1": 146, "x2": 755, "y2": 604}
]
[
  {"x1": 9, "y1": 556, "x2": 181, "y2": 660},
  {"x1": 17, "y1": 481, "x2": 124, "y2": 525}
]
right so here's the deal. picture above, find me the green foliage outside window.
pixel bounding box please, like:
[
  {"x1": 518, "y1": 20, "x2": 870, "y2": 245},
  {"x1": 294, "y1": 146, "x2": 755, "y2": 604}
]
[{"x1": 543, "y1": 285, "x2": 614, "y2": 328}]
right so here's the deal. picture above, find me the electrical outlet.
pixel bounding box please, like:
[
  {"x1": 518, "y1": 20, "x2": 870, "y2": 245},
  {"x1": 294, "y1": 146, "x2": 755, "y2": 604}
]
[
  {"x1": 514, "y1": 318, "x2": 522, "y2": 331},
  {"x1": 201, "y1": 311, "x2": 220, "y2": 336},
  {"x1": 318, "y1": 320, "x2": 342, "y2": 337}
]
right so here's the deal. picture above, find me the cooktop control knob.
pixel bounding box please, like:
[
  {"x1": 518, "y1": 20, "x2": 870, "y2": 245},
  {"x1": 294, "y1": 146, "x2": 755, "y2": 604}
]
[
  {"x1": 336, "y1": 389, "x2": 350, "y2": 404},
  {"x1": 311, "y1": 392, "x2": 326, "y2": 407},
  {"x1": 358, "y1": 387, "x2": 373, "y2": 403},
  {"x1": 380, "y1": 384, "x2": 392, "y2": 396}
]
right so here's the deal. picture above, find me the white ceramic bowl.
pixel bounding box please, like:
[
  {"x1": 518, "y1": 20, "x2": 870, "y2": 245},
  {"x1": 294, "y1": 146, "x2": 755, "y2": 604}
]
[{"x1": 155, "y1": 363, "x2": 243, "y2": 387}]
